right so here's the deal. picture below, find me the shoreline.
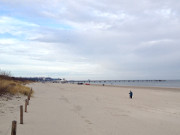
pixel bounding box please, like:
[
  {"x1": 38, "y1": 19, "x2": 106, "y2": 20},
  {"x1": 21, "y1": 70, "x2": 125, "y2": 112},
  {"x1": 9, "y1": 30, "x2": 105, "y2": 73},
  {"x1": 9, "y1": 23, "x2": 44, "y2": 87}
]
[{"x1": 76, "y1": 83, "x2": 180, "y2": 92}]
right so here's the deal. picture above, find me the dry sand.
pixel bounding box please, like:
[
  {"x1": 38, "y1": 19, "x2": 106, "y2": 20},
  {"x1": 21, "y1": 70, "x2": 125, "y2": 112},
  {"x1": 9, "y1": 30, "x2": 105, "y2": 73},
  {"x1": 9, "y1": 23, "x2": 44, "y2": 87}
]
[
  {"x1": 1, "y1": 83, "x2": 180, "y2": 135},
  {"x1": 0, "y1": 94, "x2": 26, "y2": 135}
]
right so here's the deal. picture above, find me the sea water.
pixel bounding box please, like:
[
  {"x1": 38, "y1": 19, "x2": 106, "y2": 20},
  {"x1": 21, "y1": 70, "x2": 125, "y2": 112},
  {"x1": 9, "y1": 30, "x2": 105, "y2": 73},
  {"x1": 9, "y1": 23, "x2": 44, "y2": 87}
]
[{"x1": 70, "y1": 80, "x2": 180, "y2": 88}]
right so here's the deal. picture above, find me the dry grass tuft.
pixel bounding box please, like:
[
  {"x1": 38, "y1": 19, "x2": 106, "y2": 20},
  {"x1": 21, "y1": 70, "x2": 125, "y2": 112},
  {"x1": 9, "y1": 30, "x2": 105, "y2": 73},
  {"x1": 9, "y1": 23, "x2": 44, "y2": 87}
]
[
  {"x1": 0, "y1": 70, "x2": 33, "y2": 96},
  {"x1": 0, "y1": 79, "x2": 32, "y2": 96}
]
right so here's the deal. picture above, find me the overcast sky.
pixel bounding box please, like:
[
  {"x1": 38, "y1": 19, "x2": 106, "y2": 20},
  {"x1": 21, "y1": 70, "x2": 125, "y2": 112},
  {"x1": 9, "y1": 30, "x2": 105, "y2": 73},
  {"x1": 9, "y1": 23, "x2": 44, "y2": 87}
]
[{"x1": 0, "y1": 0, "x2": 180, "y2": 80}]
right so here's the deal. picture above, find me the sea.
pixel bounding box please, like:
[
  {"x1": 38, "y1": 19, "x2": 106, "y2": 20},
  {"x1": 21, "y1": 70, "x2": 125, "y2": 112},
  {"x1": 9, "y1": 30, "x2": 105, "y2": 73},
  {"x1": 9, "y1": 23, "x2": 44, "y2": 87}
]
[{"x1": 69, "y1": 80, "x2": 180, "y2": 88}]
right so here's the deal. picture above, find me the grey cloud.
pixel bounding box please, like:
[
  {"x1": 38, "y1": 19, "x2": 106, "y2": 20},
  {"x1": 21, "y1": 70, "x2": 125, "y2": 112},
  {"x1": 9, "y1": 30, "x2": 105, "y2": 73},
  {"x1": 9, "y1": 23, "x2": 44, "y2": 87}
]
[{"x1": 0, "y1": 0, "x2": 180, "y2": 79}]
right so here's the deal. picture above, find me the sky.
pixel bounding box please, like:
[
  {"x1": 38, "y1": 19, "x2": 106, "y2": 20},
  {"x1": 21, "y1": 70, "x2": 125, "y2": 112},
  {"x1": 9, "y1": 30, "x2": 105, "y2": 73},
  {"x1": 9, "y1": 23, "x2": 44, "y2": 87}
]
[{"x1": 0, "y1": 0, "x2": 180, "y2": 80}]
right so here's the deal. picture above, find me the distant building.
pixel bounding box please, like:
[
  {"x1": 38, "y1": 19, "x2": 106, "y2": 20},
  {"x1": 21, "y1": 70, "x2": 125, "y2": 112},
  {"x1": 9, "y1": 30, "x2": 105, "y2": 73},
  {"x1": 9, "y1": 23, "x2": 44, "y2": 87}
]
[{"x1": 61, "y1": 78, "x2": 67, "y2": 83}]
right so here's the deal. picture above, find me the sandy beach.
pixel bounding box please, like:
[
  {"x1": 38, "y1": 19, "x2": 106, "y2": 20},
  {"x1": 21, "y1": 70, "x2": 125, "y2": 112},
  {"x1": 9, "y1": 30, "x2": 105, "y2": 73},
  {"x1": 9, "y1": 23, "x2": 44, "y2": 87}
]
[{"x1": 1, "y1": 83, "x2": 180, "y2": 135}]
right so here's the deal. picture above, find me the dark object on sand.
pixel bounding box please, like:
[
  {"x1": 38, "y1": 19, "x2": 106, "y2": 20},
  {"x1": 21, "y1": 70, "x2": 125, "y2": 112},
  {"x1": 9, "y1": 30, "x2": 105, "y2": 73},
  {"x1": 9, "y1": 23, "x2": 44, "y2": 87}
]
[
  {"x1": 77, "y1": 83, "x2": 83, "y2": 85},
  {"x1": 129, "y1": 90, "x2": 133, "y2": 99}
]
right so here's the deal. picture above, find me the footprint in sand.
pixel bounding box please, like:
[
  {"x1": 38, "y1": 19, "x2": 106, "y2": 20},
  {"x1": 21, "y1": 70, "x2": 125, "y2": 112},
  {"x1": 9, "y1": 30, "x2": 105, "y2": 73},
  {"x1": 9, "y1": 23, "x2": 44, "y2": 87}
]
[
  {"x1": 74, "y1": 105, "x2": 82, "y2": 111},
  {"x1": 112, "y1": 113, "x2": 129, "y2": 117},
  {"x1": 85, "y1": 119, "x2": 93, "y2": 125},
  {"x1": 95, "y1": 97, "x2": 99, "y2": 102},
  {"x1": 81, "y1": 115, "x2": 85, "y2": 119},
  {"x1": 59, "y1": 96, "x2": 70, "y2": 103}
]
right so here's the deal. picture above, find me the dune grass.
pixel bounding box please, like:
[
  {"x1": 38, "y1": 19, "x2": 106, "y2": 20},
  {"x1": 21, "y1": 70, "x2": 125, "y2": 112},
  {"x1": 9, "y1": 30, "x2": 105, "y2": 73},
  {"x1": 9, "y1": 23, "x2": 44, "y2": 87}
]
[
  {"x1": 0, "y1": 79, "x2": 32, "y2": 96},
  {"x1": 0, "y1": 71, "x2": 33, "y2": 96}
]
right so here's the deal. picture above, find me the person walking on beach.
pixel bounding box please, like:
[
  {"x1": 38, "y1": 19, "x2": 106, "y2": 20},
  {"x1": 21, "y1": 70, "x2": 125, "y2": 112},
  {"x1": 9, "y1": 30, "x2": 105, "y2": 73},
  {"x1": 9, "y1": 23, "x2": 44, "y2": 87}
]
[{"x1": 129, "y1": 90, "x2": 133, "y2": 99}]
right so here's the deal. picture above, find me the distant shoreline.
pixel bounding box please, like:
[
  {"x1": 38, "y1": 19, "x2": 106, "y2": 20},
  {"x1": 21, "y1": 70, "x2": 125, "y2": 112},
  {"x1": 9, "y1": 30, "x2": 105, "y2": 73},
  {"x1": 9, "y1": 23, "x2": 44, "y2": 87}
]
[
  {"x1": 68, "y1": 80, "x2": 180, "y2": 89},
  {"x1": 74, "y1": 83, "x2": 180, "y2": 92}
]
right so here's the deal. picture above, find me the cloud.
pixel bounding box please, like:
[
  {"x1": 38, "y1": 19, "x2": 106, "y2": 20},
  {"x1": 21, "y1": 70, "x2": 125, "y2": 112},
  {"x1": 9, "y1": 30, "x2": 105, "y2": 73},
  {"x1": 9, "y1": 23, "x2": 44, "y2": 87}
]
[{"x1": 0, "y1": 0, "x2": 180, "y2": 79}]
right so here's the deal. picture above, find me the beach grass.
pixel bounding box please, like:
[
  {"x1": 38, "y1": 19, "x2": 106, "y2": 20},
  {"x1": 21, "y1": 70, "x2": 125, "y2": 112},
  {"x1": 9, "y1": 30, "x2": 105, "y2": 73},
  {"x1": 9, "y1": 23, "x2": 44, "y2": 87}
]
[{"x1": 0, "y1": 72, "x2": 33, "y2": 96}]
